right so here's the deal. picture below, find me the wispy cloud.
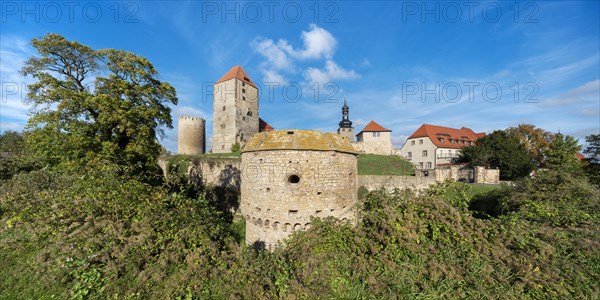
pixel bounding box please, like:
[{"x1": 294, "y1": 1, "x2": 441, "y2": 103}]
[
  {"x1": 544, "y1": 80, "x2": 600, "y2": 107},
  {"x1": 0, "y1": 35, "x2": 34, "y2": 132}
]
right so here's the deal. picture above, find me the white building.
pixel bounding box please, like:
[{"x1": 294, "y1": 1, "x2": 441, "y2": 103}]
[
  {"x1": 353, "y1": 120, "x2": 393, "y2": 155},
  {"x1": 399, "y1": 124, "x2": 485, "y2": 170}
]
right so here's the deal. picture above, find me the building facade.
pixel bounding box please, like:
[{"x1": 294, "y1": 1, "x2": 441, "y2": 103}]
[
  {"x1": 212, "y1": 66, "x2": 259, "y2": 153},
  {"x1": 353, "y1": 120, "x2": 393, "y2": 155},
  {"x1": 399, "y1": 124, "x2": 485, "y2": 170}
]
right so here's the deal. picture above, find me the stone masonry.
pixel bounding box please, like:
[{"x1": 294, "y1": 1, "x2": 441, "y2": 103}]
[
  {"x1": 177, "y1": 116, "x2": 206, "y2": 155},
  {"x1": 212, "y1": 66, "x2": 259, "y2": 153},
  {"x1": 240, "y1": 130, "x2": 358, "y2": 249}
]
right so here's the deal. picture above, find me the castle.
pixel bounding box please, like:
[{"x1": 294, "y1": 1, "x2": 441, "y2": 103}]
[{"x1": 176, "y1": 66, "x2": 498, "y2": 248}]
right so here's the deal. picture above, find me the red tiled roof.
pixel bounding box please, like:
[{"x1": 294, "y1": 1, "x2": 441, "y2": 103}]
[
  {"x1": 407, "y1": 124, "x2": 485, "y2": 149},
  {"x1": 575, "y1": 152, "x2": 586, "y2": 160},
  {"x1": 357, "y1": 120, "x2": 391, "y2": 134},
  {"x1": 259, "y1": 118, "x2": 274, "y2": 132},
  {"x1": 216, "y1": 65, "x2": 257, "y2": 88}
]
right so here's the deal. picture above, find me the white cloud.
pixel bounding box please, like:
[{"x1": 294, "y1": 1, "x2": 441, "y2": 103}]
[
  {"x1": 251, "y1": 24, "x2": 357, "y2": 86},
  {"x1": 296, "y1": 24, "x2": 337, "y2": 60},
  {"x1": 262, "y1": 69, "x2": 286, "y2": 84},
  {"x1": 304, "y1": 60, "x2": 359, "y2": 86},
  {"x1": 252, "y1": 38, "x2": 295, "y2": 70}
]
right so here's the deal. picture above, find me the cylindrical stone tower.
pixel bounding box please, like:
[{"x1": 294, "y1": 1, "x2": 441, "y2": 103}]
[
  {"x1": 240, "y1": 130, "x2": 359, "y2": 250},
  {"x1": 178, "y1": 116, "x2": 206, "y2": 155}
]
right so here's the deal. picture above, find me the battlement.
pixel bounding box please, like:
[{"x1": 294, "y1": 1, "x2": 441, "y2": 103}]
[{"x1": 179, "y1": 116, "x2": 205, "y2": 122}]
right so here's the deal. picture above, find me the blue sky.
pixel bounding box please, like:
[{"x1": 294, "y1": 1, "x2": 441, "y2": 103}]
[{"x1": 1, "y1": 1, "x2": 599, "y2": 152}]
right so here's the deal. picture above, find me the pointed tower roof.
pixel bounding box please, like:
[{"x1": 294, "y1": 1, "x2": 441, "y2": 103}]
[
  {"x1": 357, "y1": 121, "x2": 391, "y2": 134},
  {"x1": 216, "y1": 65, "x2": 257, "y2": 88},
  {"x1": 339, "y1": 97, "x2": 353, "y2": 128}
]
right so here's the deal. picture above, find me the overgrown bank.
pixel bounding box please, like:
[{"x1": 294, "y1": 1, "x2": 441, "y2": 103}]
[{"x1": 1, "y1": 163, "x2": 598, "y2": 298}]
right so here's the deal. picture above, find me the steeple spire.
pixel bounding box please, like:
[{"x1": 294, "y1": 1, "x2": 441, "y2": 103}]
[{"x1": 339, "y1": 97, "x2": 352, "y2": 128}]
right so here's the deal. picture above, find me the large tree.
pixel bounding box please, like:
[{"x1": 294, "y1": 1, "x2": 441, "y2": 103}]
[
  {"x1": 21, "y1": 34, "x2": 177, "y2": 174},
  {"x1": 459, "y1": 130, "x2": 534, "y2": 180},
  {"x1": 543, "y1": 133, "x2": 582, "y2": 173},
  {"x1": 506, "y1": 124, "x2": 555, "y2": 167}
]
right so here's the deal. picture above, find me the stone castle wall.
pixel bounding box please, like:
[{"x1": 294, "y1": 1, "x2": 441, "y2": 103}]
[
  {"x1": 188, "y1": 158, "x2": 241, "y2": 189},
  {"x1": 352, "y1": 141, "x2": 393, "y2": 155},
  {"x1": 474, "y1": 166, "x2": 500, "y2": 184},
  {"x1": 212, "y1": 79, "x2": 258, "y2": 153},
  {"x1": 358, "y1": 175, "x2": 437, "y2": 191},
  {"x1": 177, "y1": 116, "x2": 206, "y2": 155},
  {"x1": 241, "y1": 150, "x2": 358, "y2": 249},
  {"x1": 235, "y1": 80, "x2": 259, "y2": 145}
]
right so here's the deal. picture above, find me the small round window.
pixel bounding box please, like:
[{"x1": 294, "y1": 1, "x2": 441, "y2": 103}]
[{"x1": 287, "y1": 175, "x2": 300, "y2": 184}]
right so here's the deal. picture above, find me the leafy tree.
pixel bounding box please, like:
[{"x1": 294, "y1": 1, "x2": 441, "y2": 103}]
[
  {"x1": 21, "y1": 33, "x2": 177, "y2": 175},
  {"x1": 583, "y1": 134, "x2": 600, "y2": 185},
  {"x1": 0, "y1": 131, "x2": 40, "y2": 181},
  {"x1": 506, "y1": 124, "x2": 555, "y2": 167},
  {"x1": 544, "y1": 133, "x2": 582, "y2": 173},
  {"x1": 459, "y1": 130, "x2": 534, "y2": 180}
]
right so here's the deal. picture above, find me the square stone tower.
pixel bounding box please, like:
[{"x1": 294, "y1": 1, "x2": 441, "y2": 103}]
[{"x1": 212, "y1": 66, "x2": 259, "y2": 153}]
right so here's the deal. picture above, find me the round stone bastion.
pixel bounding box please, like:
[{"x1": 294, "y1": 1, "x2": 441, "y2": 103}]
[{"x1": 240, "y1": 129, "x2": 358, "y2": 249}]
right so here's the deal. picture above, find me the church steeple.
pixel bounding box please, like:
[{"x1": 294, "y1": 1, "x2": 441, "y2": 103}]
[
  {"x1": 337, "y1": 97, "x2": 354, "y2": 141},
  {"x1": 339, "y1": 97, "x2": 353, "y2": 128}
]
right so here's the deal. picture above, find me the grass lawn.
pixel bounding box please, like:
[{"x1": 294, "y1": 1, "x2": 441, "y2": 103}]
[
  {"x1": 469, "y1": 184, "x2": 502, "y2": 196},
  {"x1": 357, "y1": 154, "x2": 415, "y2": 176},
  {"x1": 203, "y1": 151, "x2": 241, "y2": 157}
]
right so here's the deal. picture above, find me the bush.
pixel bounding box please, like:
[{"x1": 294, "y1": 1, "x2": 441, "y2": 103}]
[{"x1": 1, "y1": 162, "x2": 598, "y2": 298}]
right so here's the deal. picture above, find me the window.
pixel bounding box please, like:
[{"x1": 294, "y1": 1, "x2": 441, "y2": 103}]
[
  {"x1": 222, "y1": 106, "x2": 226, "y2": 111},
  {"x1": 242, "y1": 88, "x2": 246, "y2": 94},
  {"x1": 422, "y1": 150, "x2": 428, "y2": 157},
  {"x1": 372, "y1": 132, "x2": 380, "y2": 137},
  {"x1": 411, "y1": 140, "x2": 415, "y2": 145},
  {"x1": 242, "y1": 82, "x2": 245, "y2": 87},
  {"x1": 220, "y1": 124, "x2": 226, "y2": 129},
  {"x1": 419, "y1": 139, "x2": 423, "y2": 144},
  {"x1": 407, "y1": 152, "x2": 412, "y2": 158},
  {"x1": 451, "y1": 139, "x2": 455, "y2": 144},
  {"x1": 438, "y1": 138, "x2": 444, "y2": 143},
  {"x1": 243, "y1": 96, "x2": 246, "y2": 101},
  {"x1": 426, "y1": 162, "x2": 432, "y2": 169},
  {"x1": 419, "y1": 162, "x2": 424, "y2": 168}
]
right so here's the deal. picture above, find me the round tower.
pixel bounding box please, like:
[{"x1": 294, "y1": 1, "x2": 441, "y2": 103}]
[
  {"x1": 240, "y1": 129, "x2": 358, "y2": 250},
  {"x1": 178, "y1": 116, "x2": 206, "y2": 155}
]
